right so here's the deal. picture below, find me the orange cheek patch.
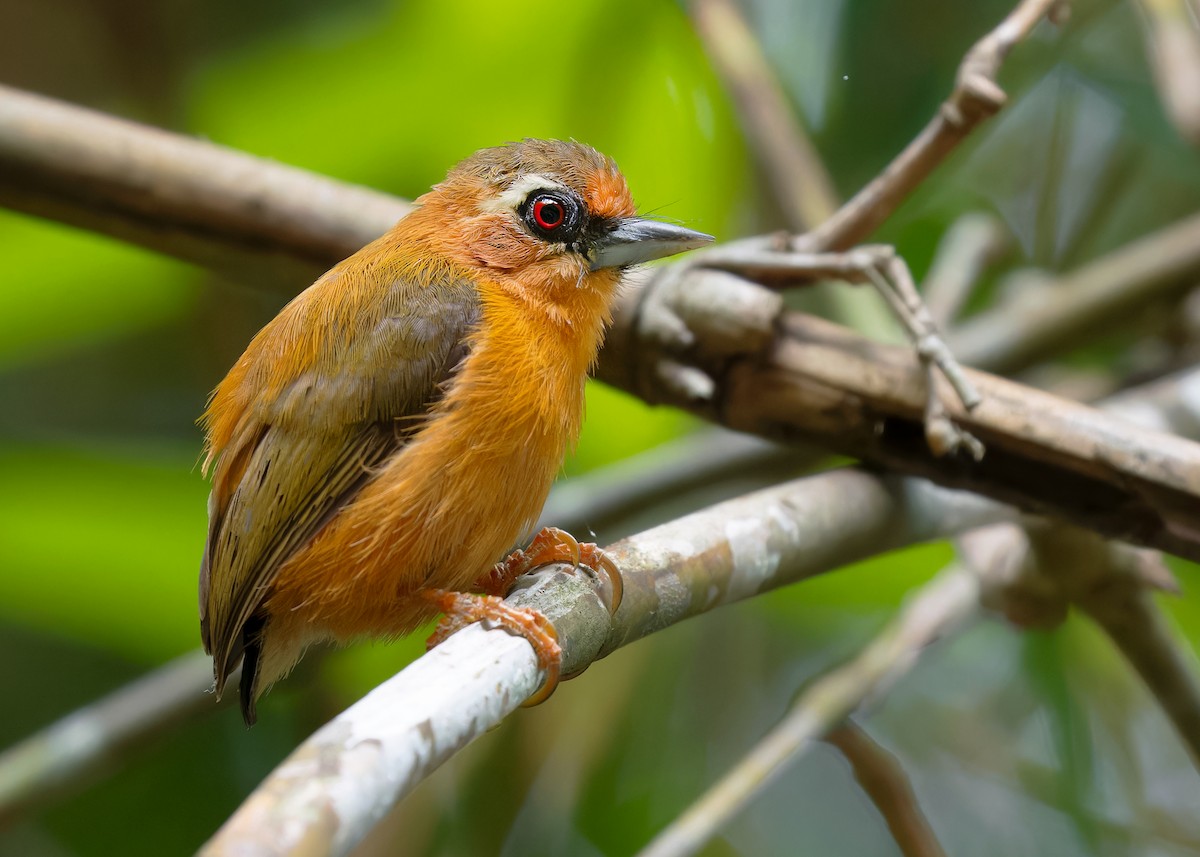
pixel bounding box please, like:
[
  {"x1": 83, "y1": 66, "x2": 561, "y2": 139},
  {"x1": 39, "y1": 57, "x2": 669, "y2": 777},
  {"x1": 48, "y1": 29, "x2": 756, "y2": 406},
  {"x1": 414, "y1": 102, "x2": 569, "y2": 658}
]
[{"x1": 586, "y1": 171, "x2": 636, "y2": 221}]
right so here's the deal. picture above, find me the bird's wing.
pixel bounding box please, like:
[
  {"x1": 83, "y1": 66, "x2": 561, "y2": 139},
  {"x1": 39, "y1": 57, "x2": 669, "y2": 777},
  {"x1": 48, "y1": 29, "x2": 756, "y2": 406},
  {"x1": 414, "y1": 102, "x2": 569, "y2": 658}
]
[{"x1": 198, "y1": 264, "x2": 480, "y2": 691}]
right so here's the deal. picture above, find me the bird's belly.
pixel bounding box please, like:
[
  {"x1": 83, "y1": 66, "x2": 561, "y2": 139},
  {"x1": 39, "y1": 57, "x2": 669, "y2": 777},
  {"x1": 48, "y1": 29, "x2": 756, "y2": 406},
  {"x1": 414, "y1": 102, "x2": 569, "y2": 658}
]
[{"x1": 263, "y1": 367, "x2": 580, "y2": 642}]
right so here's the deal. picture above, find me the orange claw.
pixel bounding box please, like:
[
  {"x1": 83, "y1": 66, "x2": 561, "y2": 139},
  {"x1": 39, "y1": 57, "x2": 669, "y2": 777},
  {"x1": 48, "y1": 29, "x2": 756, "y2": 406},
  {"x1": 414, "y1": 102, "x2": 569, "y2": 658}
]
[
  {"x1": 478, "y1": 526, "x2": 577, "y2": 595},
  {"x1": 423, "y1": 588, "x2": 562, "y2": 706},
  {"x1": 478, "y1": 526, "x2": 623, "y2": 615}
]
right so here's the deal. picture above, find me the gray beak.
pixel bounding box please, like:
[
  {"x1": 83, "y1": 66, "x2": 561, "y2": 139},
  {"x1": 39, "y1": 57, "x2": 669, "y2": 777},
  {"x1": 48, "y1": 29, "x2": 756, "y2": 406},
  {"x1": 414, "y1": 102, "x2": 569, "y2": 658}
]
[{"x1": 588, "y1": 218, "x2": 714, "y2": 270}]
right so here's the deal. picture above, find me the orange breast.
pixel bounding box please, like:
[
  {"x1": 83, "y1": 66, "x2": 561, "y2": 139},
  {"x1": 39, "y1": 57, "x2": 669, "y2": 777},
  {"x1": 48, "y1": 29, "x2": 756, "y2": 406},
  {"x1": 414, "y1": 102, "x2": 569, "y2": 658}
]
[{"x1": 262, "y1": 272, "x2": 609, "y2": 642}]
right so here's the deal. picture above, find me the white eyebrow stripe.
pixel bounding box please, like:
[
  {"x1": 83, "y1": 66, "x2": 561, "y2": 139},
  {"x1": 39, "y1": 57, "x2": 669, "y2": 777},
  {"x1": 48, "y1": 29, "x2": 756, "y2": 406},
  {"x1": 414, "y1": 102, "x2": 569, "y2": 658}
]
[{"x1": 479, "y1": 173, "x2": 569, "y2": 213}]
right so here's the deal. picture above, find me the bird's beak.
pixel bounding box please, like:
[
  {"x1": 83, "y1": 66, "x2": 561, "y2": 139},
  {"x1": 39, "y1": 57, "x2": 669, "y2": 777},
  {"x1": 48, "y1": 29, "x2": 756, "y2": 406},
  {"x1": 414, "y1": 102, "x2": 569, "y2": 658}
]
[{"x1": 588, "y1": 218, "x2": 714, "y2": 271}]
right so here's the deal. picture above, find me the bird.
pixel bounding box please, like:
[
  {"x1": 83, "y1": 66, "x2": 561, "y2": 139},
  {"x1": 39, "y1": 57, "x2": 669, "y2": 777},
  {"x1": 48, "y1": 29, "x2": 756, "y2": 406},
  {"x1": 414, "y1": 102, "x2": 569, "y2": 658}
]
[{"x1": 198, "y1": 139, "x2": 713, "y2": 725}]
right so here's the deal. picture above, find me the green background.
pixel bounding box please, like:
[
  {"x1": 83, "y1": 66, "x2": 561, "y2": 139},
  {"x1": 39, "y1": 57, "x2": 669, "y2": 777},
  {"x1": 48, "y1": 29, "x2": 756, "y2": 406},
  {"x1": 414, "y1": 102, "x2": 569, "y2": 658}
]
[{"x1": 1, "y1": 0, "x2": 1198, "y2": 854}]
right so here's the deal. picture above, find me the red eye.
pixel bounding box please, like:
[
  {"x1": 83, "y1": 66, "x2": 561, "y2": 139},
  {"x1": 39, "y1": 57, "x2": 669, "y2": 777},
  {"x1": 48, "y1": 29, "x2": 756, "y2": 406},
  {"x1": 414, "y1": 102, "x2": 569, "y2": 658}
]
[{"x1": 532, "y1": 197, "x2": 565, "y2": 231}]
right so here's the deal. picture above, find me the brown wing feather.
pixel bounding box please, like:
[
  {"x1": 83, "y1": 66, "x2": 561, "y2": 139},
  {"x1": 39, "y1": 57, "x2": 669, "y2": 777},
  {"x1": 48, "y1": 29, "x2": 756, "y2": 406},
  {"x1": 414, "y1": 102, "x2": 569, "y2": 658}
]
[{"x1": 199, "y1": 259, "x2": 480, "y2": 693}]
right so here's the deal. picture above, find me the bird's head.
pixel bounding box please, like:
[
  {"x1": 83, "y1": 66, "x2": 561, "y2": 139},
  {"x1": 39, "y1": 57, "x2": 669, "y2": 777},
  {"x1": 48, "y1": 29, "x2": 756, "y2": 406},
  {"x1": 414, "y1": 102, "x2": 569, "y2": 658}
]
[{"x1": 413, "y1": 139, "x2": 712, "y2": 304}]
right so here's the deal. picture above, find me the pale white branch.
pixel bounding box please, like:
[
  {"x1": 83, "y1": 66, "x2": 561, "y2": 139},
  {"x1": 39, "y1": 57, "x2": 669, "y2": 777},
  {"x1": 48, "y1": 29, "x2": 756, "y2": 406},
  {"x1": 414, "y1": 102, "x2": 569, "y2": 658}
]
[{"x1": 201, "y1": 471, "x2": 1012, "y2": 857}]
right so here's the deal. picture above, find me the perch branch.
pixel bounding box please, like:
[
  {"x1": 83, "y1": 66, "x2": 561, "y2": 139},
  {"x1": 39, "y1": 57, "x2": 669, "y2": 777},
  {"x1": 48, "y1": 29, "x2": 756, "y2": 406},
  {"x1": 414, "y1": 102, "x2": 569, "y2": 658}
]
[
  {"x1": 202, "y1": 471, "x2": 1013, "y2": 857},
  {"x1": 0, "y1": 429, "x2": 802, "y2": 827}
]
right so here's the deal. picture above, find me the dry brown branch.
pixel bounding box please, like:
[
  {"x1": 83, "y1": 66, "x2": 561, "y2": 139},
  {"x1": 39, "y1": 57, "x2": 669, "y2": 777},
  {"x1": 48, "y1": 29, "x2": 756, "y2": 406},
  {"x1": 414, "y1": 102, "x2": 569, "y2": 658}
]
[
  {"x1": 794, "y1": 0, "x2": 1068, "y2": 253},
  {"x1": 605, "y1": 284, "x2": 1200, "y2": 561},
  {"x1": 825, "y1": 723, "x2": 949, "y2": 857},
  {"x1": 688, "y1": 0, "x2": 839, "y2": 230},
  {"x1": 0, "y1": 83, "x2": 407, "y2": 290},
  {"x1": 689, "y1": 245, "x2": 984, "y2": 421},
  {"x1": 1136, "y1": 0, "x2": 1200, "y2": 145}
]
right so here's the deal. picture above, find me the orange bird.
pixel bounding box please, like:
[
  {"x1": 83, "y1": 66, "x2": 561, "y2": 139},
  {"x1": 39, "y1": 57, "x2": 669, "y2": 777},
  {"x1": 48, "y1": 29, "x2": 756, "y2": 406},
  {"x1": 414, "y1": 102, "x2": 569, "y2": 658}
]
[{"x1": 199, "y1": 139, "x2": 712, "y2": 724}]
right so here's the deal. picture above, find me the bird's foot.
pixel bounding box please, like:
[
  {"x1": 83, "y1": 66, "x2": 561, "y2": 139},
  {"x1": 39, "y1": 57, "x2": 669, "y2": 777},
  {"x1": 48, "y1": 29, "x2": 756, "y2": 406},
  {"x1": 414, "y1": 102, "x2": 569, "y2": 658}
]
[
  {"x1": 423, "y1": 589, "x2": 562, "y2": 705},
  {"x1": 423, "y1": 529, "x2": 622, "y2": 705},
  {"x1": 477, "y1": 526, "x2": 623, "y2": 615}
]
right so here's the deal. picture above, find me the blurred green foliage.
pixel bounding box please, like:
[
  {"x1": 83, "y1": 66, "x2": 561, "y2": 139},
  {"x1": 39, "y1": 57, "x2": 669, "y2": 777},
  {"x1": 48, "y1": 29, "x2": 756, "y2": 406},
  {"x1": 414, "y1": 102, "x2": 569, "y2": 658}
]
[{"x1": 1, "y1": 0, "x2": 1199, "y2": 855}]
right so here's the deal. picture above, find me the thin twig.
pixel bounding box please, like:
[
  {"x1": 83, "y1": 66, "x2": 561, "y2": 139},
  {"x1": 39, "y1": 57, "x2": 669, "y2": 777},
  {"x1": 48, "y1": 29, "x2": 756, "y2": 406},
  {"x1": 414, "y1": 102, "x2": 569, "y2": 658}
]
[
  {"x1": 1136, "y1": 0, "x2": 1200, "y2": 145},
  {"x1": 697, "y1": 244, "x2": 983, "y2": 417},
  {"x1": 1085, "y1": 588, "x2": 1200, "y2": 767},
  {"x1": 0, "y1": 650, "x2": 220, "y2": 827},
  {"x1": 688, "y1": 0, "x2": 839, "y2": 230},
  {"x1": 921, "y1": 213, "x2": 1010, "y2": 328},
  {"x1": 948, "y1": 210, "x2": 1200, "y2": 374},
  {"x1": 798, "y1": 0, "x2": 1067, "y2": 253},
  {"x1": 874, "y1": 252, "x2": 984, "y2": 413},
  {"x1": 636, "y1": 566, "x2": 981, "y2": 857},
  {"x1": 687, "y1": 0, "x2": 898, "y2": 336},
  {"x1": 825, "y1": 723, "x2": 949, "y2": 857}
]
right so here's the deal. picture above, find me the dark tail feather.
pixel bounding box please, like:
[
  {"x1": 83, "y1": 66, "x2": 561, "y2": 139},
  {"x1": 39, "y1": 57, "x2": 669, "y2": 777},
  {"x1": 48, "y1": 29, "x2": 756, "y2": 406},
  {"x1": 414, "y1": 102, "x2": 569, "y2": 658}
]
[{"x1": 238, "y1": 613, "x2": 267, "y2": 727}]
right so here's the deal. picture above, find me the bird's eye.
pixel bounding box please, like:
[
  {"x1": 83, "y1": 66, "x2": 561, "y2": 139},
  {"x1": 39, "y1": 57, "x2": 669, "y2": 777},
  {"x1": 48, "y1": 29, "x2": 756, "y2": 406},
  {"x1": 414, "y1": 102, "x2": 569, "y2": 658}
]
[
  {"x1": 532, "y1": 196, "x2": 565, "y2": 231},
  {"x1": 520, "y1": 190, "x2": 582, "y2": 243}
]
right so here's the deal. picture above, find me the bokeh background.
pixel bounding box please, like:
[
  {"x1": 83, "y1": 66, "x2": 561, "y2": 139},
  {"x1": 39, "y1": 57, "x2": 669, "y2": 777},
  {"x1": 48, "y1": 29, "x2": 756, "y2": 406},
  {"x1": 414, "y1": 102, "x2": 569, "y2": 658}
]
[{"x1": 2, "y1": 0, "x2": 1199, "y2": 854}]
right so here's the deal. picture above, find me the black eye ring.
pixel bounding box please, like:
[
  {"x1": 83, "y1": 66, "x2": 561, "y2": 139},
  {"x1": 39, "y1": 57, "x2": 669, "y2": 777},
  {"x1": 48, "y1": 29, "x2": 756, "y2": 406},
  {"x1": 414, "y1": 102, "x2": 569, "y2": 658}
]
[{"x1": 520, "y1": 190, "x2": 583, "y2": 243}]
